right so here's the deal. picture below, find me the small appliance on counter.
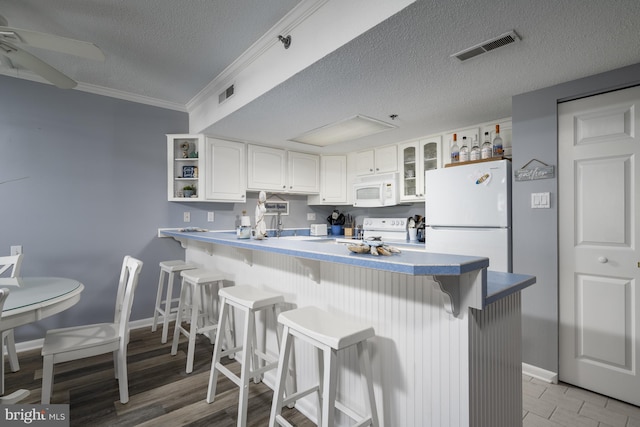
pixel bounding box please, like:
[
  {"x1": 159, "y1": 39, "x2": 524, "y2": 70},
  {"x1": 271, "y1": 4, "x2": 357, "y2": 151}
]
[
  {"x1": 310, "y1": 223, "x2": 328, "y2": 236},
  {"x1": 237, "y1": 212, "x2": 251, "y2": 239}
]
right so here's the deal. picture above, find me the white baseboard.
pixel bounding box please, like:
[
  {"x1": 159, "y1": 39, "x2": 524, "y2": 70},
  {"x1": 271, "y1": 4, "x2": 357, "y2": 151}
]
[{"x1": 522, "y1": 362, "x2": 558, "y2": 384}]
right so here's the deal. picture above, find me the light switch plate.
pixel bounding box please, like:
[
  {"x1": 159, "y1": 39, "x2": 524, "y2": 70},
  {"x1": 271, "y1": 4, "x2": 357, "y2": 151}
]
[
  {"x1": 207, "y1": 212, "x2": 215, "y2": 222},
  {"x1": 531, "y1": 192, "x2": 550, "y2": 209}
]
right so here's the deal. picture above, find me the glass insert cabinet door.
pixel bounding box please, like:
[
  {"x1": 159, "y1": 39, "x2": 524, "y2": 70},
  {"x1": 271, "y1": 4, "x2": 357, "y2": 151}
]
[
  {"x1": 399, "y1": 136, "x2": 441, "y2": 201},
  {"x1": 402, "y1": 145, "x2": 417, "y2": 198}
]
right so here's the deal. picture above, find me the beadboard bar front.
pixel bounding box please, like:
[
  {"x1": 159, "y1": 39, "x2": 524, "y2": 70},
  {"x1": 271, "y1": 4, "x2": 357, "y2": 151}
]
[{"x1": 162, "y1": 231, "x2": 534, "y2": 427}]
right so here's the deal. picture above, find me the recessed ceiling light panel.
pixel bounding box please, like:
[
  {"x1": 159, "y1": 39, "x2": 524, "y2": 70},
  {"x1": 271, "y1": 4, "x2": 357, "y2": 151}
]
[{"x1": 291, "y1": 114, "x2": 397, "y2": 146}]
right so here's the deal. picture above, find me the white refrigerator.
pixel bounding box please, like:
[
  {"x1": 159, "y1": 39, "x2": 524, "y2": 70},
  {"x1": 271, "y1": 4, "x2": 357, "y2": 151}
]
[{"x1": 425, "y1": 159, "x2": 512, "y2": 272}]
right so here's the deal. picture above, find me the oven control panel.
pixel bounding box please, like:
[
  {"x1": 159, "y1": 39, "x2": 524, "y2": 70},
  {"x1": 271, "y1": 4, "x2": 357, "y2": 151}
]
[{"x1": 362, "y1": 218, "x2": 407, "y2": 232}]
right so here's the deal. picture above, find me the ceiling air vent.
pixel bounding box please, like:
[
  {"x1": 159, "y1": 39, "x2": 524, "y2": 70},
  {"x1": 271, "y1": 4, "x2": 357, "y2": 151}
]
[
  {"x1": 451, "y1": 30, "x2": 520, "y2": 62},
  {"x1": 218, "y1": 84, "x2": 235, "y2": 104}
]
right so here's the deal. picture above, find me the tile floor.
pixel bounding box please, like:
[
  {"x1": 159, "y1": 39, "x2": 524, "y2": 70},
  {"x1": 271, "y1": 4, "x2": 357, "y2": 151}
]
[{"x1": 522, "y1": 374, "x2": 640, "y2": 427}]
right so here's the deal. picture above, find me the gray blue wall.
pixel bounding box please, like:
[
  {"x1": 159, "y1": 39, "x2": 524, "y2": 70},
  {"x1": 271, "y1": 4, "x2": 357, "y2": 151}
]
[
  {"x1": 0, "y1": 76, "x2": 189, "y2": 341},
  {"x1": 513, "y1": 62, "x2": 640, "y2": 372}
]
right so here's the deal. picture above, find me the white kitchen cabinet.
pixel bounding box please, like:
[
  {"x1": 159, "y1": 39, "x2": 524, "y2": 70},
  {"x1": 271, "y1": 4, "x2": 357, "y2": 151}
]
[
  {"x1": 399, "y1": 136, "x2": 441, "y2": 201},
  {"x1": 247, "y1": 145, "x2": 287, "y2": 191},
  {"x1": 288, "y1": 151, "x2": 320, "y2": 193},
  {"x1": 204, "y1": 137, "x2": 246, "y2": 202},
  {"x1": 247, "y1": 145, "x2": 319, "y2": 194},
  {"x1": 355, "y1": 145, "x2": 397, "y2": 176},
  {"x1": 167, "y1": 134, "x2": 205, "y2": 201},
  {"x1": 308, "y1": 155, "x2": 348, "y2": 205}
]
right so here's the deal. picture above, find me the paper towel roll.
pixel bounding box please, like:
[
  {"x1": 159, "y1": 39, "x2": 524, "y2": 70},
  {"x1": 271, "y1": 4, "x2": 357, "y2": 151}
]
[{"x1": 241, "y1": 215, "x2": 251, "y2": 226}]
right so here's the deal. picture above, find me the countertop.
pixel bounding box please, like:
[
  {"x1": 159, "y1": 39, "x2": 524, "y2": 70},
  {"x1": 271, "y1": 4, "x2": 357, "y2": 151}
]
[
  {"x1": 161, "y1": 229, "x2": 489, "y2": 276},
  {"x1": 161, "y1": 229, "x2": 536, "y2": 309}
]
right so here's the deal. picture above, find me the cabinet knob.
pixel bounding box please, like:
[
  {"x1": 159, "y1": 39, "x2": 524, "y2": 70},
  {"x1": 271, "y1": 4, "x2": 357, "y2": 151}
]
[
  {"x1": 282, "y1": 185, "x2": 286, "y2": 189},
  {"x1": 598, "y1": 256, "x2": 608, "y2": 263}
]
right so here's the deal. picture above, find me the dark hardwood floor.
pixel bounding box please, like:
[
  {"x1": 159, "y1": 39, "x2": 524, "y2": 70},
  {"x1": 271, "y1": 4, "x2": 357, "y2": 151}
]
[{"x1": 5, "y1": 324, "x2": 314, "y2": 426}]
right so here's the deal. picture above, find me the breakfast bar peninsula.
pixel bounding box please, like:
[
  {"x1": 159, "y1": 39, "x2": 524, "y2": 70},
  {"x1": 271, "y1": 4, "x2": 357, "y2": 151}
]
[{"x1": 162, "y1": 230, "x2": 535, "y2": 427}]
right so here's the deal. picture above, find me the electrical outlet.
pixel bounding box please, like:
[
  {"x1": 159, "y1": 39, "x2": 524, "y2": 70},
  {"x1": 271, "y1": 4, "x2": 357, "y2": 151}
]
[
  {"x1": 207, "y1": 211, "x2": 215, "y2": 222},
  {"x1": 307, "y1": 213, "x2": 316, "y2": 221},
  {"x1": 183, "y1": 212, "x2": 190, "y2": 222},
  {"x1": 10, "y1": 245, "x2": 22, "y2": 255}
]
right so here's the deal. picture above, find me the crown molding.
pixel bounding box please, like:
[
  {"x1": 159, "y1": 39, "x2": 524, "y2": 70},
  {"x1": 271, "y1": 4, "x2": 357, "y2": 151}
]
[{"x1": 0, "y1": 68, "x2": 187, "y2": 112}]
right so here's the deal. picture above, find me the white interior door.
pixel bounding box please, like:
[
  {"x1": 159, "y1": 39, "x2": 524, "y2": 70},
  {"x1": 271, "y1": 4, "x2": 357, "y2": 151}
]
[{"x1": 558, "y1": 85, "x2": 640, "y2": 405}]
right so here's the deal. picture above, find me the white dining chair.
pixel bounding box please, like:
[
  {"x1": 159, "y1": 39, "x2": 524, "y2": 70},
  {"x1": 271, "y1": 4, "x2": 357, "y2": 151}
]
[
  {"x1": 40, "y1": 255, "x2": 143, "y2": 404},
  {"x1": 0, "y1": 254, "x2": 24, "y2": 373},
  {"x1": 0, "y1": 287, "x2": 30, "y2": 404}
]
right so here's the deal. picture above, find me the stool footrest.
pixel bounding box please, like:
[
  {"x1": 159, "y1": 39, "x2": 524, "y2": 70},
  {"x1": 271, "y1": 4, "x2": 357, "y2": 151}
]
[
  {"x1": 251, "y1": 361, "x2": 279, "y2": 378},
  {"x1": 274, "y1": 414, "x2": 295, "y2": 427},
  {"x1": 220, "y1": 345, "x2": 242, "y2": 358},
  {"x1": 254, "y1": 349, "x2": 277, "y2": 365},
  {"x1": 282, "y1": 385, "x2": 319, "y2": 407},
  {"x1": 215, "y1": 362, "x2": 241, "y2": 387},
  {"x1": 336, "y1": 400, "x2": 371, "y2": 426}
]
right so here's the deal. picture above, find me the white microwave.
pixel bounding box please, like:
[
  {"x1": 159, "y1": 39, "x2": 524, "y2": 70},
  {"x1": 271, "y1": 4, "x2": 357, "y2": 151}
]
[{"x1": 353, "y1": 173, "x2": 399, "y2": 207}]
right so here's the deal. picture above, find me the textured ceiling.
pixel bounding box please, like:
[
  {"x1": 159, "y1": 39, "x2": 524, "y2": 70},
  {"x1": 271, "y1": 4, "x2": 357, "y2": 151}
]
[
  {"x1": 2, "y1": 0, "x2": 640, "y2": 153},
  {"x1": 0, "y1": 0, "x2": 300, "y2": 106}
]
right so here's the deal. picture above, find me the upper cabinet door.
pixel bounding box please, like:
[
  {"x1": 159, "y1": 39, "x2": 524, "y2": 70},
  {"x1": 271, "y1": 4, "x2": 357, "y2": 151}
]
[
  {"x1": 398, "y1": 136, "x2": 441, "y2": 202},
  {"x1": 374, "y1": 145, "x2": 398, "y2": 174},
  {"x1": 355, "y1": 145, "x2": 397, "y2": 176},
  {"x1": 204, "y1": 137, "x2": 246, "y2": 202},
  {"x1": 355, "y1": 149, "x2": 376, "y2": 175},
  {"x1": 311, "y1": 155, "x2": 347, "y2": 204},
  {"x1": 247, "y1": 145, "x2": 287, "y2": 191},
  {"x1": 288, "y1": 151, "x2": 320, "y2": 193}
]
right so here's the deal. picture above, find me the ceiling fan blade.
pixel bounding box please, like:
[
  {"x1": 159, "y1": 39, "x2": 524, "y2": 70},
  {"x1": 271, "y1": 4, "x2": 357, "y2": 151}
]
[
  {"x1": 0, "y1": 41, "x2": 76, "y2": 89},
  {"x1": 0, "y1": 26, "x2": 105, "y2": 61}
]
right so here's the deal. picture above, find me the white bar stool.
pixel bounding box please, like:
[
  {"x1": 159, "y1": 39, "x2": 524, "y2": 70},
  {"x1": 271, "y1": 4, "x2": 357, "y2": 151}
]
[
  {"x1": 206, "y1": 285, "x2": 288, "y2": 427},
  {"x1": 171, "y1": 268, "x2": 230, "y2": 373},
  {"x1": 269, "y1": 306, "x2": 379, "y2": 427},
  {"x1": 151, "y1": 260, "x2": 197, "y2": 344}
]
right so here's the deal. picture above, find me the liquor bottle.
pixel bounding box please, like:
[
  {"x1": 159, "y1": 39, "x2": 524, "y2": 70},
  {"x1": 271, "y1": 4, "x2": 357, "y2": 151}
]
[
  {"x1": 470, "y1": 135, "x2": 480, "y2": 161},
  {"x1": 492, "y1": 124, "x2": 503, "y2": 157},
  {"x1": 459, "y1": 136, "x2": 469, "y2": 162},
  {"x1": 450, "y1": 133, "x2": 459, "y2": 163},
  {"x1": 481, "y1": 131, "x2": 493, "y2": 159}
]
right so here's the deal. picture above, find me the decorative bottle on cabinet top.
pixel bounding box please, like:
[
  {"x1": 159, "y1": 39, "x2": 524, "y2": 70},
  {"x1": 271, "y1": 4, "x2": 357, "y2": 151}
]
[
  {"x1": 459, "y1": 136, "x2": 470, "y2": 162},
  {"x1": 470, "y1": 135, "x2": 480, "y2": 161},
  {"x1": 481, "y1": 131, "x2": 493, "y2": 159},
  {"x1": 450, "y1": 133, "x2": 459, "y2": 163},
  {"x1": 492, "y1": 124, "x2": 503, "y2": 157}
]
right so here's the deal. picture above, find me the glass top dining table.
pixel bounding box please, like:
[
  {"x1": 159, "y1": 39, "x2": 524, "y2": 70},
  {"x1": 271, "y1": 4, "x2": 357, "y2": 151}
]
[{"x1": 0, "y1": 276, "x2": 84, "y2": 403}]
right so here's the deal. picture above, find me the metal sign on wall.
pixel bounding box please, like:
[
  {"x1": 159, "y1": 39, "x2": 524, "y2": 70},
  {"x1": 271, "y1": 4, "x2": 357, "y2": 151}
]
[{"x1": 515, "y1": 159, "x2": 555, "y2": 181}]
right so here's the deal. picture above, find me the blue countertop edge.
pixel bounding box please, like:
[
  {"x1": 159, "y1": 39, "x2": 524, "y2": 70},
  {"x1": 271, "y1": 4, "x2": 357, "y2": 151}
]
[
  {"x1": 161, "y1": 230, "x2": 536, "y2": 307},
  {"x1": 161, "y1": 230, "x2": 536, "y2": 288},
  {"x1": 486, "y1": 271, "x2": 536, "y2": 305},
  {"x1": 161, "y1": 230, "x2": 489, "y2": 276}
]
